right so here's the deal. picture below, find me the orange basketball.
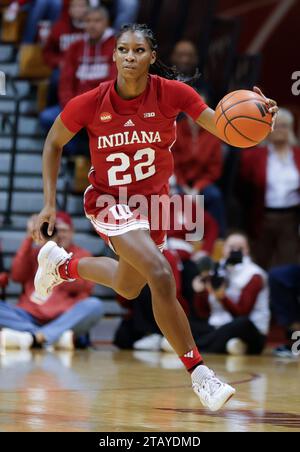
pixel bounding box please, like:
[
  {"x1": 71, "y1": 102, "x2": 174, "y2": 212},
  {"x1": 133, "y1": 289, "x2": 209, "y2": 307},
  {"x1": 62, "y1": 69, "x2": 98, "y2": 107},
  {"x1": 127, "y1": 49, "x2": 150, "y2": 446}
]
[{"x1": 214, "y1": 90, "x2": 272, "y2": 148}]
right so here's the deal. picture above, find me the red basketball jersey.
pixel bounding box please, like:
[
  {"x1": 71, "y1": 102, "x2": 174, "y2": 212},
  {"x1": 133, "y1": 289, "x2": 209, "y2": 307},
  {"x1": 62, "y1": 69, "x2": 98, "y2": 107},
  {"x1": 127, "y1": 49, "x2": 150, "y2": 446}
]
[{"x1": 61, "y1": 75, "x2": 208, "y2": 198}]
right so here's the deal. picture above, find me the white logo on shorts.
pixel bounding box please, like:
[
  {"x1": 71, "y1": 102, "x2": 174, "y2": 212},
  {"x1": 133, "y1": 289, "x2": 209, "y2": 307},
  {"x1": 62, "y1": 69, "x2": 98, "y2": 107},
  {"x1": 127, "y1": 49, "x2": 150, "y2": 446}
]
[{"x1": 109, "y1": 204, "x2": 134, "y2": 220}]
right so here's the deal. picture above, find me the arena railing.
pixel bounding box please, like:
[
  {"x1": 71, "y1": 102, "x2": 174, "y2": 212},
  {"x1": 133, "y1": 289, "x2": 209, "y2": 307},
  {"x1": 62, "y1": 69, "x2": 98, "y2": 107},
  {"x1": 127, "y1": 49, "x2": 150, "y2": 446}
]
[{"x1": 0, "y1": 74, "x2": 68, "y2": 225}]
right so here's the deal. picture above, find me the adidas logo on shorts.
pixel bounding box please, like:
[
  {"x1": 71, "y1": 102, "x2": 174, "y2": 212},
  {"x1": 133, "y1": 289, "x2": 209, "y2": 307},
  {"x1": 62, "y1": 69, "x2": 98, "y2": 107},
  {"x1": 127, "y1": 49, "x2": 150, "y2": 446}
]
[{"x1": 124, "y1": 119, "x2": 135, "y2": 127}]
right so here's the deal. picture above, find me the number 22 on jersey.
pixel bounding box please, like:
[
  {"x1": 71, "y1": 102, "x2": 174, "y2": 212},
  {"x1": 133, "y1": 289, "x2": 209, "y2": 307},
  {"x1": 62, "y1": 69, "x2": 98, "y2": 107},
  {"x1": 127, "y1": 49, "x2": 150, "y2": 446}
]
[{"x1": 106, "y1": 147, "x2": 156, "y2": 186}]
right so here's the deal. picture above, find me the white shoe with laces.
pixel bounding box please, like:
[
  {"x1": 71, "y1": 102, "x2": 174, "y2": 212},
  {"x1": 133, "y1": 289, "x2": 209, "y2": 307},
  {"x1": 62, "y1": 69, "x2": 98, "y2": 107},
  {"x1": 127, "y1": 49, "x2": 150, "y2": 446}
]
[
  {"x1": 34, "y1": 241, "x2": 73, "y2": 299},
  {"x1": 191, "y1": 365, "x2": 235, "y2": 411}
]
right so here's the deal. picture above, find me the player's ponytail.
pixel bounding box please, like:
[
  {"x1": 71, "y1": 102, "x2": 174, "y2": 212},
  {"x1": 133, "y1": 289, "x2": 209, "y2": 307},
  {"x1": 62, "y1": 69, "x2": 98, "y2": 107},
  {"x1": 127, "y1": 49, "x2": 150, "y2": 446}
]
[{"x1": 116, "y1": 24, "x2": 200, "y2": 85}]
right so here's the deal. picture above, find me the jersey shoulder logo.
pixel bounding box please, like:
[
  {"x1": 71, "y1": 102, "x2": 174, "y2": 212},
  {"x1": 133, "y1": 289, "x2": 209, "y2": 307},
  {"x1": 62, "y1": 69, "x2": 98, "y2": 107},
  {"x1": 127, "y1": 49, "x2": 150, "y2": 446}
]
[
  {"x1": 100, "y1": 112, "x2": 112, "y2": 122},
  {"x1": 144, "y1": 112, "x2": 156, "y2": 118}
]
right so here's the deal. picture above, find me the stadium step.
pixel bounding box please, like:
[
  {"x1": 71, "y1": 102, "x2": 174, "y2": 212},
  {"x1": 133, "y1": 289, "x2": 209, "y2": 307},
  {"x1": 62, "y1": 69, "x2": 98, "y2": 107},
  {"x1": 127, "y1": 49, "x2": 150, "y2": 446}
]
[
  {"x1": 0, "y1": 229, "x2": 105, "y2": 255},
  {"x1": 0, "y1": 97, "x2": 37, "y2": 114},
  {"x1": 1, "y1": 152, "x2": 43, "y2": 173},
  {"x1": 0, "y1": 61, "x2": 19, "y2": 77},
  {"x1": 0, "y1": 152, "x2": 68, "y2": 175},
  {"x1": 0, "y1": 193, "x2": 88, "y2": 216},
  {"x1": 4, "y1": 212, "x2": 93, "y2": 232},
  {"x1": 5, "y1": 79, "x2": 31, "y2": 97},
  {"x1": 0, "y1": 191, "x2": 63, "y2": 214},
  {"x1": 0, "y1": 43, "x2": 15, "y2": 62},
  {"x1": 0, "y1": 174, "x2": 65, "y2": 191},
  {"x1": 2, "y1": 114, "x2": 41, "y2": 135},
  {"x1": 0, "y1": 135, "x2": 45, "y2": 152}
]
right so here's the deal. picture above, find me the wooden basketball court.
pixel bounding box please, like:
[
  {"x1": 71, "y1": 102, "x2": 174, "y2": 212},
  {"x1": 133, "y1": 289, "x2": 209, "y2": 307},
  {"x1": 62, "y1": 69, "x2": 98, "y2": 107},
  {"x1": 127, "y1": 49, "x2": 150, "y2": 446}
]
[{"x1": 0, "y1": 347, "x2": 299, "y2": 432}]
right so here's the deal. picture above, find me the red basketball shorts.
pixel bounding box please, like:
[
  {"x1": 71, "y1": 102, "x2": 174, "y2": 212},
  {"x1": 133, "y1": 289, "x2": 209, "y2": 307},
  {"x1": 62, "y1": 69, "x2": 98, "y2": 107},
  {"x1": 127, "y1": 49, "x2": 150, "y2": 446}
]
[{"x1": 83, "y1": 184, "x2": 169, "y2": 253}]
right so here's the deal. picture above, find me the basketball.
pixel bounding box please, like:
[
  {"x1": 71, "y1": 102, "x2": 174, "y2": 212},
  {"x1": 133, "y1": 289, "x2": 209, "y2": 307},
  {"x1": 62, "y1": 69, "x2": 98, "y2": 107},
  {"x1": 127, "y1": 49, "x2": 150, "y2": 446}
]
[{"x1": 214, "y1": 90, "x2": 273, "y2": 148}]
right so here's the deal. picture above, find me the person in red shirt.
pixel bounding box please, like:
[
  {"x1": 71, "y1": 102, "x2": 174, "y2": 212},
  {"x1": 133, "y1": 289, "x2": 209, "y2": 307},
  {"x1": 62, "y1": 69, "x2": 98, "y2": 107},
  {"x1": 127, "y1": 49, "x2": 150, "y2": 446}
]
[
  {"x1": 40, "y1": 6, "x2": 116, "y2": 132},
  {"x1": 0, "y1": 212, "x2": 103, "y2": 350},
  {"x1": 32, "y1": 23, "x2": 277, "y2": 411},
  {"x1": 43, "y1": 0, "x2": 88, "y2": 70},
  {"x1": 4, "y1": 0, "x2": 62, "y2": 42},
  {"x1": 166, "y1": 181, "x2": 219, "y2": 315},
  {"x1": 167, "y1": 193, "x2": 219, "y2": 261},
  {"x1": 42, "y1": 0, "x2": 88, "y2": 106},
  {"x1": 239, "y1": 108, "x2": 300, "y2": 269},
  {"x1": 172, "y1": 114, "x2": 225, "y2": 236}
]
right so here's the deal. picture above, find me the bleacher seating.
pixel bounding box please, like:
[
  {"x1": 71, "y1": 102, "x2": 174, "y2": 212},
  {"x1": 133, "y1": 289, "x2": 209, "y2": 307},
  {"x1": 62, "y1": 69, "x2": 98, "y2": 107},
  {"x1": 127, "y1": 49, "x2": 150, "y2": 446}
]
[{"x1": 0, "y1": 37, "x2": 119, "y2": 316}]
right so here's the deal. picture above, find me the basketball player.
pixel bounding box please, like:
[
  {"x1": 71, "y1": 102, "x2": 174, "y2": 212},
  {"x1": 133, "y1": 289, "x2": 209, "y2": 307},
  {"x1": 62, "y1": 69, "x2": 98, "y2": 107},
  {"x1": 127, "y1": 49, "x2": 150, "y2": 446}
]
[{"x1": 32, "y1": 24, "x2": 278, "y2": 411}]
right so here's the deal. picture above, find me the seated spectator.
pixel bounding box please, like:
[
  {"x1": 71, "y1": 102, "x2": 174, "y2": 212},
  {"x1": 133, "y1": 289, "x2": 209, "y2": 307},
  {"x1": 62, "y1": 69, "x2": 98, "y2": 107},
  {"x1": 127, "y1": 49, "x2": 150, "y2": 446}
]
[
  {"x1": 170, "y1": 39, "x2": 212, "y2": 96},
  {"x1": 170, "y1": 40, "x2": 198, "y2": 80},
  {"x1": 106, "y1": 0, "x2": 139, "y2": 32},
  {"x1": 4, "y1": 0, "x2": 62, "y2": 43},
  {"x1": 190, "y1": 233, "x2": 270, "y2": 355},
  {"x1": 39, "y1": 5, "x2": 116, "y2": 132},
  {"x1": 43, "y1": 0, "x2": 88, "y2": 105},
  {"x1": 0, "y1": 212, "x2": 104, "y2": 350},
  {"x1": 269, "y1": 264, "x2": 300, "y2": 357},
  {"x1": 172, "y1": 114, "x2": 226, "y2": 236},
  {"x1": 167, "y1": 189, "x2": 219, "y2": 261},
  {"x1": 60, "y1": 0, "x2": 139, "y2": 31},
  {"x1": 239, "y1": 108, "x2": 300, "y2": 269},
  {"x1": 167, "y1": 182, "x2": 219, "y2": 307}
]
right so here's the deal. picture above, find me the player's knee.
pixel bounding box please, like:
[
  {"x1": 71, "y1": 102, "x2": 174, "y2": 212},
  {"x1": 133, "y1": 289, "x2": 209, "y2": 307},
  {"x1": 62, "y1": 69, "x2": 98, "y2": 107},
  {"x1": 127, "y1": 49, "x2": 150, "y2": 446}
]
[
  {"x1": 115, "y1": 283, "x2": 144, "y2": 300},
  {"x1": 147, "y1": 258, "x2": 174, "y2": 297}
]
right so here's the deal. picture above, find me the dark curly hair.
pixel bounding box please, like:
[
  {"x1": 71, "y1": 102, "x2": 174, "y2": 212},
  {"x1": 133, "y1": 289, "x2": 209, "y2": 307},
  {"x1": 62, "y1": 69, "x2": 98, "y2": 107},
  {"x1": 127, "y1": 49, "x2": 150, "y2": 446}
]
[{"x1": 116, "y1": 23, "x2": 200, "y2": 84}]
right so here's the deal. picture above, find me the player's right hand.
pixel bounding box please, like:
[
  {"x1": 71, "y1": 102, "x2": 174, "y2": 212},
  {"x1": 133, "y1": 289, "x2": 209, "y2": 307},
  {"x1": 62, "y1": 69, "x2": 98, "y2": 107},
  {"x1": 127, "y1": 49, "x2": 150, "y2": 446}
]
[{"x1": 33, "y1": 206, "x2": 56, "y2": 244}]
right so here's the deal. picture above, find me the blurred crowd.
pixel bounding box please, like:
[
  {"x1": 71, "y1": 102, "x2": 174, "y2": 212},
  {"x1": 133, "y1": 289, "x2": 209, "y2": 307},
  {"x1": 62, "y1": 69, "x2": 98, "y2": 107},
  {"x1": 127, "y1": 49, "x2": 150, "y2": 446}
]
[{"x1": 1, "y1": 0, "x2": 300, "y2": 358}]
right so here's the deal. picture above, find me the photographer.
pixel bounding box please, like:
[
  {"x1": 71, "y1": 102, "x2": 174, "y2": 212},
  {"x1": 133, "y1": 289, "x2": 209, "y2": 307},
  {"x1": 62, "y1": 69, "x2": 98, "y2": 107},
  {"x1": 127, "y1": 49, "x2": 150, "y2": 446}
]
[{"x1": 191, "y1": 233, "x2": 270, "y2": 355}]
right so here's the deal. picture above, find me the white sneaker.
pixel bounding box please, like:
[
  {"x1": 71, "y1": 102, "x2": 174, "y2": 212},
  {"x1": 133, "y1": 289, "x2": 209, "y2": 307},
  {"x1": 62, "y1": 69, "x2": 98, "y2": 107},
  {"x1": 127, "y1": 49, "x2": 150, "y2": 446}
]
[
  {"x1": 54, "y1": 330, "x2": 74, "y2": 351},
  {"x1": 191, "y1": 365, "x2": 235, "y2": 411},
  {"x1": 133, "y1": 334, "x2": 162, "y2": 351},
  {"x1": 226, "y1": 338, "x2": 247, "y2": 356},
  {"x1": 0, "y1": 328, "x2": 33, "y2": 350},
  {"x1": 161, "y1": 337, "x2": 175, "y2": 353},
  {"x1": 34, "y1": 241, "x2": 73, "y2": 299}
]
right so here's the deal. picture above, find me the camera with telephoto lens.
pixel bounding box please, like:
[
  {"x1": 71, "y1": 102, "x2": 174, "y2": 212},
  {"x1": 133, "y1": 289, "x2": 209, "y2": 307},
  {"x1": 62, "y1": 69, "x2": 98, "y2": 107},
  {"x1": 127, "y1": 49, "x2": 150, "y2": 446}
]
[{"x1": 195, "y1": 250, "x2": 243, "y2": 290}]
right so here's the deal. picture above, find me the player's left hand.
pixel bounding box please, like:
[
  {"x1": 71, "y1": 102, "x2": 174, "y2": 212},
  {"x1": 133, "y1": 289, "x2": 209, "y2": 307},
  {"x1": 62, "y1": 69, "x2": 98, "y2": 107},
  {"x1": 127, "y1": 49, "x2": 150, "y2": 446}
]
[{"x1": 253, "y1": 86, "x2": 278, "y2": 130}]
